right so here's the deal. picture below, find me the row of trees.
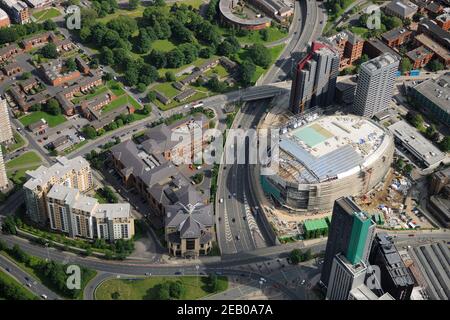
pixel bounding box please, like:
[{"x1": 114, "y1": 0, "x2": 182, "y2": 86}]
[
  {"x1": 81, "y1": 2, "x2": 266, "y2": 87},
  {"x1": 0, "y1": 20, "x2": 56, "y2": 46},
  {"x1": 6, "y1": 244, "x2": 91, "y2": 299},
  {"x1": 153, "y1": 280, "x2": 186, "y2": 300}
]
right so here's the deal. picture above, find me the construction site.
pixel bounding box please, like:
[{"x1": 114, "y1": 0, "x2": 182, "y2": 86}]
[{"x1": 257, "y1": 98, "x2": 434, "y2": 242}]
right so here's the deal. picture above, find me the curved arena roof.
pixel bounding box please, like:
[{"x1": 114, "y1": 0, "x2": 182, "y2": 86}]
[
  {"x1": 278, "y1": 115, "x2": 392, "y2": 184},
  {"x1": 219, "y1": 0, "x2": 272, "y2": 26}
]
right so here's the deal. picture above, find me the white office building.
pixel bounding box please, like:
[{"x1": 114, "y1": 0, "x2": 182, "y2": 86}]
[
  {"x1": 0, "y1": 98, "x2": 14, "y2": 144},
  {"x1": 352, "y1": 53, "x2": 399, "y2": 118}
]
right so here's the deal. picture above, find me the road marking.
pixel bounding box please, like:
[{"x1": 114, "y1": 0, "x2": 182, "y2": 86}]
[
  {"x1": 223, "y1": 210, "x2": 234, "y2": 242},
  {"x1": 243, "y1": 193, "x2": 263, "y2": 247}
]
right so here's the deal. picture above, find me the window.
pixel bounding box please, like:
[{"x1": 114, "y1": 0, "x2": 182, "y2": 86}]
[{"x1": 186, "y1": 239, "x2": 195, "y2": 250}]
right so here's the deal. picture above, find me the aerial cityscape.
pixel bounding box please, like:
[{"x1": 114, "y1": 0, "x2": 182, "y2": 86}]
[{"x1": 0, "y1": 0, "x2": 449, "y2": 305}]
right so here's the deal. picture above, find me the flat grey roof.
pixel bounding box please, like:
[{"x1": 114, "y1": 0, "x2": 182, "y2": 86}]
[
  {"x1": 412, "y1": 72, "x2": 450, "y2": 114},
  {"x1": 388, "y1": 120, "x2": 446, "y2": 167},
  {"x1": 410, "y1": 242, "x2": 450, "y2": 300}
]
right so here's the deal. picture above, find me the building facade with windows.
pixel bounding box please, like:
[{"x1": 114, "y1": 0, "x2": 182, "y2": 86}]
[
  {"x1": 289, "y1": 41, "x2": 340, "y2": 114},
  {"x1": 352, "y1": 53, "x2": 399, "y2": 118},
  {"x1": 0, "y1": 98, "x2": 13, "y2": 144},
  {"x1": 24, "y1": 156, "x2": 93, "y2": 224},
  {"x1": 46, "y1": 185, "x2": 134, "y2": 241}
]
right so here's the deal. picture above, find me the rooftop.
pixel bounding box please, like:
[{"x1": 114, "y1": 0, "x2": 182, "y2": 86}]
[
  {"x1": 385, "y1": 0, "x2": 418, "y2": 16},
  {"x1": 361, "y1": 52, "x2": 399, "y2": 72},
  {"x1": 366, "y1": 39, "x2": 402, "y2": 60},
  {"x1": 412, "y1": 72, "x2": 450, "y2": 113},
  {"x1": 406, "y1": 46, "x2": 433, "y2": 61},
  {"x1": 381, "y1": 27, "x2": 412, "y2": 42},
  {"x1": 279, "y1": 115, "x2": 391, "y2": 184},
  {"x1": 373, "y1": 233, "x2": 415, "y2": 288},
  {"x1": 415, "y1": 33, "x2": 450, "y2": 61},
  {"x1": 24, "y1": 156, "x2": 90, "y2": 190},
  {"x1": 219, "y1": 0, "x2": 272, "y2": 26},
  {"x1": 409, "y1": 242, "x2": 450, "y2": 300},
  {"x1": 388, "y1": 120, "x2": 446, "y2": 167}
]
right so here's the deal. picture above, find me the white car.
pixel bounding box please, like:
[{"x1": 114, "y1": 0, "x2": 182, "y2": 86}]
[
  {"x1": 219, "y1": 198, "x2": 224, "y2": 203},
  {"x1": 301, "y1": 280, "x2": 306, "y2": 285},
  {"x1": 41, "y1": 294, "x2": 48, "y2": 300}
]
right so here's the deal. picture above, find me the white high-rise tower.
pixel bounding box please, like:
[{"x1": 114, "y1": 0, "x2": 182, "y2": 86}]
[
  {"x1": 0, "y1": 97, "x2": 13, "y2": 144},
  {"x1": 352, "y1": 53, "x2": 399, "y2": 118},
  {"x1": 0, "y1": 147, "x2": 8, "y2": 190}
]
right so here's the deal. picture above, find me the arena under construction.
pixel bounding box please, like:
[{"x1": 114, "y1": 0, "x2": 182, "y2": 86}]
[{"x1": 261, "y1": 114, "x2": 395, "y2": 213}]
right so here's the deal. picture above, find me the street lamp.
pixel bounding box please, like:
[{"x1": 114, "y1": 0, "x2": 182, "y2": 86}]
[
  {"x1": 195, "y1": 265, "x2": 200, "y2": 287},
  {"x1": 45, "y1": 242, "x2": 50, "y2": 262}
]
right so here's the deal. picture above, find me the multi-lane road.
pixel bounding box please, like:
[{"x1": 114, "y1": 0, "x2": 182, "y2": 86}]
[
  {"x1": 216, "y1": 0, "x2": 327, "y2": 255},
  {"x1": 0, "y1": 254, "x2": 61, "y2": 300}
]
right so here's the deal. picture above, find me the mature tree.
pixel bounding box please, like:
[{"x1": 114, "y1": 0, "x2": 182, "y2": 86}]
[
  {"x1": 41, "y1": 43, "x2": 58, "y2": 59},
  {"x1": 439, "y1": 136, "x2": 450, "y2": 152},
  {"x1": 248, "y1": 44, "x2": 271, "y2": 68},
  {"x1": 205, "y1": 0, "x2": 219, "y2": 21},
  {"x1": 124, "y1": 66, "x2": 140, "y2": 86},
  {"x1": 112, "y1": 48, "x2": 130, "y2": 69},
  {"x1": 111, "y1": 292, "x2": 120, "y2": 300},
  {"x1": 65, "y1": 58, "x2": 77, "y2": 72},
  {"x1": 425, "y1": 124, "x2": 436, "y2": 139},
  {"x1": 238, "y1": 59, "x2": 256, "y2": 86},
  {"x1": 259, "y1": 28, "x2": 269, "y2": 41},
  {"x1": 137, "y1": 83, "x2": 147, "y2": 93},
  {"x1": 179, "y1": 43, "x2": 198, "y2": 64},
  {"x1": 135, "y1": 28, "x2": 153, "y2": 53},
  {"x1": 154, "y1": 283, "x2": 171, "y2": 300},
  {"x1": 169, "y1": 281, "x2": 185, "y2": 299},
  {"x1": 83, "y1": 126, "x2": 98, "y2": 139},
  {"x1": 139, "y1": 64, "x2": 159, "y2": 85},
  {"x1": 170, "y1": 20, "x2": 193, "y2": 43},
  {"x1": 217, "y1": 40, "x2": 235, "y2": 57},
  {"x1": 147, "y1": 91, "x2": 156, "y2": 102},
  {"x1": 100, "y1": 46, "x2": 114, "y2": 65},
  {"x1": 107, "y1": 16, "x2": 138, "y2": 39},
  {"x1": 166, "y1": 48, "x2": 185, "y2": 68},
  {"x1": 427, "y1": 59, "x2": 444, "y2": 72},
  {"x1": 412, "y1": 12, "x2": 424, "y2": 23},
  {"x1": 400, "y1": 58, "x2": 412, "y2": 74},
  {"x1": 30, "y1": 103, "x2": 42, "y2": 112},
  {"x1": 147, "y1": 50, "x2": 167, "y2": 69},
  {"x1": 43, "y1": 19, "x2": 57, "y2": 31},
  {"x1": 289, "y1": 249, "x2": 302, "y2": 265},
  {"x1": 199, "y1": 47, "x2": 212, "y2": 59},
  {"x1": 1, "y1": 216, "x2": 17, "y2": 235},
  {"x1": 45, "y1": 99, "x2": 61, "y2": 115}
]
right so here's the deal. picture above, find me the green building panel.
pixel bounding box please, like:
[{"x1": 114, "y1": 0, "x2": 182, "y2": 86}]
[
  {"x1": 346, "y1": 212, "x2": 372, "y2": 264},
  {"x1": 260, "y1": 175, "x2": 283, "y2": 203}
]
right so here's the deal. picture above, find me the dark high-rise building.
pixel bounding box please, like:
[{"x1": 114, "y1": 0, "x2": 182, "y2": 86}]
[
  {"x1": 289, "y1": 41, "x2": 340, "y2": 114},
  {"x1": 369, "y1": 233, "x2": 415, "y2": 300},
  {"x1": 320, "y1": 197, "x2": 376, "y2": 288}
]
